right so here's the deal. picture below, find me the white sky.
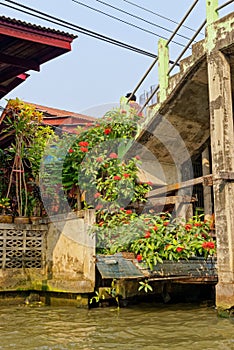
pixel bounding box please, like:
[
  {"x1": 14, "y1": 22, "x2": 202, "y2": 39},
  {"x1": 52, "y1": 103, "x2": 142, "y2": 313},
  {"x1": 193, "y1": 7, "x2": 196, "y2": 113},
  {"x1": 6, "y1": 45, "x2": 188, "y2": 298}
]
[{"x1": 0, "y1": 0, "x2": 232, "y2": 117}]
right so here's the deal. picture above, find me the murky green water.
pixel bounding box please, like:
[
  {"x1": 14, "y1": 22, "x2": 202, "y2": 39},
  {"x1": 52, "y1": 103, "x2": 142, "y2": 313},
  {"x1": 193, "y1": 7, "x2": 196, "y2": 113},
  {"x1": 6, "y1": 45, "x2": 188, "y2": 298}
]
[{"x1": 0, "y1": 303, "x2": 233, "y2": 350}]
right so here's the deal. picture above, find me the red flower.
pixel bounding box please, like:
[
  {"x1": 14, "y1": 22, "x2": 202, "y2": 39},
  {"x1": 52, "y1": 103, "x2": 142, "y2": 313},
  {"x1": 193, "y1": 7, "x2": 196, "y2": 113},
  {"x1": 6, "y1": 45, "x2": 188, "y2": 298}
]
[
  {"x1": 80, "y1": 147, "x2": 88, "y2": 152},
  {"x1": 68, "y1": 148, "x2": 74, "y2": 153},
  {"x1": 125, "y1": 209, "x2": 132, "y2": 215},
  {"x1": 194, "y1": 222, "x2": 202, "y2": 227},
  {"x1": 104, "y1": 128, "x2": 112, "y2": 135},
  {"x1": 202, "y1": 241, "x2": 215, "y2": 250},
  {"x1": 163, "y1": 221, "x2": 169, "y2": 226},
  {"x1": 136, "y1": 254, "x2": 142, "y2": 262},
  {"x1": 95, "y1": 204, "x2": 103, "y2": 210},
  {"x1": 135, "y1": 155, "x2": 141, "y2": 160},
  {"x1": 185, "y1": 224, "x2": 193, "y2": 231},
  {"x1": 147, "y1": 181, "x2": 153, "y2": 186},
  {"x1": 138, "y1": 112, "x2": 144, "y2": 117},
  {"x1": 109, "y1": 152, "x2": 118, "y2": 159},
  {"x1": 153, "y1": 226, "x2": 158, "y2": 231},
  {"x1": 123, "y1": 173, "x2": 130, "y2": 178},
  {"x1": 96, "y1": 157, "x2": 103, "y2": 162},
  {"x1": 120, "y1": 207, "x2": 125, "y2": 211},
  {"x1": 79, "y1": 141, "x2": 89, "y2": 147},
  {"x1": 144, "y1": 231, "x2": 151, "y2": 238},
  {"x1": 113, "y1": 175, "x2": 121, "y2": 180},
  {"x1": 176, "y1": 247, "x2": 184, "y2": 253},
  {"x1": 94, "y1": 192, "x2": 101, "y2": 199},
  {"x1": 121, "y1": 110, "x2": 127, "y2": 114}
]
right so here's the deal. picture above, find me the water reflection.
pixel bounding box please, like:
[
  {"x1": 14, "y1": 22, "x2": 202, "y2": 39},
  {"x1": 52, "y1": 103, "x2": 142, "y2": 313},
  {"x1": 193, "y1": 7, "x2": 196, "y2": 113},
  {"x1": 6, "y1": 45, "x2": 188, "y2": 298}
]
[{"x1": 0, "y1": 304, "x2": 233, "y2": 350}]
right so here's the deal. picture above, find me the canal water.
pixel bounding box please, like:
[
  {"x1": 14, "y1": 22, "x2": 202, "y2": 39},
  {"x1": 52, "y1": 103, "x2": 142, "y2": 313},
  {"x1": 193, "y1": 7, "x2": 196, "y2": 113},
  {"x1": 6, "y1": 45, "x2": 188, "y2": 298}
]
[{"x1": 0, "y1": 303, "x2": 233, "y2": 350}]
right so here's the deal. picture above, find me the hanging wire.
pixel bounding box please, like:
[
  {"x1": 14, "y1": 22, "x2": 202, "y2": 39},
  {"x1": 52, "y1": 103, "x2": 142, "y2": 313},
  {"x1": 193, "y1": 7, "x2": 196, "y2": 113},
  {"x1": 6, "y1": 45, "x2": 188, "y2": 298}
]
[
  {"x1": 128, "y1": 0, "x2": 202, "y2": 104},
  {"x1": 0, "y1": 0, "x2": 159, "y2": 59},
  {"x1": 121, "y1": 0, "x2": 204, "y2": 35},
  {"x1": 92, "y1": 0, "x2": 195, "y2": 42},
  {"x1": 72, "y1": 0, "x2": 187, "y2": 48}
]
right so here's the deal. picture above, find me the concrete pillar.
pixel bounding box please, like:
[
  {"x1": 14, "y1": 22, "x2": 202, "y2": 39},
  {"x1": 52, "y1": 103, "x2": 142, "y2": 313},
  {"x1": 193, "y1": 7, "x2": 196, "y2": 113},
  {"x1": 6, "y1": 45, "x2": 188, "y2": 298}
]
[
  {"x1": 207, "y1": 50, "x2": 234, "y2": 314},
  {"x1": 158, "y1": 39, "x2": 169, "y2": 103},
  {"x1": 202, "y1": 147, "x2": 213, "y2": 215}
]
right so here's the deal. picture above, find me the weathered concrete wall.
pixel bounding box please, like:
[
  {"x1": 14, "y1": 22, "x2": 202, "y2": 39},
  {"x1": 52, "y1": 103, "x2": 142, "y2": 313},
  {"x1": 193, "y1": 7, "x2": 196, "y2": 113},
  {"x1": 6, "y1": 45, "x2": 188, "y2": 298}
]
[
  {"x1": 0, "y1": 210, "x2": 96, "y2": 296},
  {"x1": 46, "y1": 210, "x2": 95, "y2": 293},
  {"x1": 207, "y1": 34, "x2": 234, "y2": 312}
]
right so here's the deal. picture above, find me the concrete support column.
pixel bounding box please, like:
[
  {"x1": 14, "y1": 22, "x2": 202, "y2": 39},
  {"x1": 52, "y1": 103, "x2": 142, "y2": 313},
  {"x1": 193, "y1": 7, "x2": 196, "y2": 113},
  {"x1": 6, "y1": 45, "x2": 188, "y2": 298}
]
[
  {"x1": 202, "y1": 147, "x2": 213, "y2": 215},
  {"x1": 158, "y1": 39, "x2": 169, "y2": 103},
  {"x1": 207, "y1": 50, "x2": 234, "y2": 313}
]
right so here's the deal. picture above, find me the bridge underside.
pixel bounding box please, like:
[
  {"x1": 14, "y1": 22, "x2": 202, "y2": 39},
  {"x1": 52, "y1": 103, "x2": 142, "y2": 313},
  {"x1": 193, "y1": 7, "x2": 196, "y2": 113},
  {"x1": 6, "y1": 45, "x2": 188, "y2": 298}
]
[{"x1": 137, "y1": 12, "x2": 234, "y2": 314}]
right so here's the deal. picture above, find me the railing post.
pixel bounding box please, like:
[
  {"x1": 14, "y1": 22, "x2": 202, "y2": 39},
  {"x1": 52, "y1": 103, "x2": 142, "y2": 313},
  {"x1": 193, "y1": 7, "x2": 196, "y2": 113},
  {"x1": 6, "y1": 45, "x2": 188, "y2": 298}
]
[
  {"x1": 206, "y1": 0, "x2": 219, "y2": 25},
  {"x1": 158, "y1": 38, "x2": 169, "y2": 103},
  {"x1": 206, "y1": 0, "x2": 219, "y2": 52}
]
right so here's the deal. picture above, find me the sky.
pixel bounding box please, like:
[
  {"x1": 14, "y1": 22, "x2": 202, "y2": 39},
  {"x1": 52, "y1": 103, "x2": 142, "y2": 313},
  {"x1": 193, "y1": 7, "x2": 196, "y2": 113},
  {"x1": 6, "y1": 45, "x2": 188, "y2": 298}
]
[{"x1": 0, "y1": 0, "x2": 231, "y2": 117}]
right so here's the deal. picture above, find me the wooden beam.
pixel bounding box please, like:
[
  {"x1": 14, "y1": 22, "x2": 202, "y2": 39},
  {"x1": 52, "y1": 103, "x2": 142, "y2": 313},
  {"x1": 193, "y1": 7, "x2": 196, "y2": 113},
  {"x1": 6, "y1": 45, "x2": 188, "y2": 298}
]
[
  {"x1": 0, "y1": 53, "x2": 40, "y2": 71},
  {"x1": 218, "y1": 171, "x2": 234, "y2": 181},
  {"x1": 148, "y1": 195, "x2": 197, "y2": 206},
  {"x1": 148, "y1": 174, "x2": 213, "y2": 198},
  {"x1": 0, "y1": 67, "x2": 26, "y2": 84}
]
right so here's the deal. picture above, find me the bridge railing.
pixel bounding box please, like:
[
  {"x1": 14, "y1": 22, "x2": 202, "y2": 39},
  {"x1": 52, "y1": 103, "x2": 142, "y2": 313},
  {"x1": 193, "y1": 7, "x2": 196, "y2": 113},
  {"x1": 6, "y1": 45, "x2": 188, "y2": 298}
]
[{"x1": 128, "y1": 0, "x2": 234, "y2": 112}]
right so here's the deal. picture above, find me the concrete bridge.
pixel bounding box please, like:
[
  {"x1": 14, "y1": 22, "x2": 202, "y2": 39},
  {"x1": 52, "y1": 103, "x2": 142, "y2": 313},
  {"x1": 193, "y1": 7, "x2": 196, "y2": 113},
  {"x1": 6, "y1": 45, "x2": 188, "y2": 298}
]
[{"x1": 135, "y1": 3, "x2": 234, "y2": 314}]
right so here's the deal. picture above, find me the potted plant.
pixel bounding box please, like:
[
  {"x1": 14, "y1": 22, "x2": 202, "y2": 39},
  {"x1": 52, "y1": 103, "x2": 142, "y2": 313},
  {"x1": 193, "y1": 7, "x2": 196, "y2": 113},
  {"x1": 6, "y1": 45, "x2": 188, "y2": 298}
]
[
  {"x1": 0, "y1": 197, "x2": 13, "y2": 223},
  {"x1": 3, "y1": 99, "x2": 54, "y2": 223}
]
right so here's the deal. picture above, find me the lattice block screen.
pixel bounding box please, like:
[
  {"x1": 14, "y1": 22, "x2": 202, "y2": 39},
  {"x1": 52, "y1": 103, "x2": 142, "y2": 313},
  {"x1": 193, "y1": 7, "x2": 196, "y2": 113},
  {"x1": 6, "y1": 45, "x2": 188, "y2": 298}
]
[{"x1": 0, "y1": 227, "x2": 47, "y2": 269}]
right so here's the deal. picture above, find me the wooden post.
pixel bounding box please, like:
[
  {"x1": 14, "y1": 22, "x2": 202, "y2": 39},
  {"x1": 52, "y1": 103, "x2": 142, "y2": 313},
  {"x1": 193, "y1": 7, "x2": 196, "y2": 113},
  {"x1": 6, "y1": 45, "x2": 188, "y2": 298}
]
[
  {"x1": 158, "y1": 38, "x2": 169, "y2": 103},
  {"x1": 202, "y1": 147, "x2": 213, "y2": 215},
  {"x1": 207, "y1": 49, "x2": 234, "y2": 313}
]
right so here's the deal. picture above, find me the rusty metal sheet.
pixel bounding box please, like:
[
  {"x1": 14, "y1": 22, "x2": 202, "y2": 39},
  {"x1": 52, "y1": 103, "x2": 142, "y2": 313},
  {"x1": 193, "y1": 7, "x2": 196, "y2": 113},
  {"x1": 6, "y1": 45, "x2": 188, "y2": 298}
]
[{"x1": 96, "y1": 254, "x2": 144, "y2": 279}]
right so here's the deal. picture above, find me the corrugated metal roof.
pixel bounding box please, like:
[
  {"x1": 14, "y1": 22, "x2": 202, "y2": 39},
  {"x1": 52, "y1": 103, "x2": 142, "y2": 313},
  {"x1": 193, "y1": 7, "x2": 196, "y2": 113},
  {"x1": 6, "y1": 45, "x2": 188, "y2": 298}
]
[
  {"x1": 0, "y1": 16, "x2": 76, "y2": 99},
  {"x1": 96, "y1": 254, "x2": 144, "y2": 279},
  {"x1": 25, "y1": 102, "x2": 96, "y2": 122},
  {"x1": 0, "y1": 16, "x2": 77, "y2": 39}
]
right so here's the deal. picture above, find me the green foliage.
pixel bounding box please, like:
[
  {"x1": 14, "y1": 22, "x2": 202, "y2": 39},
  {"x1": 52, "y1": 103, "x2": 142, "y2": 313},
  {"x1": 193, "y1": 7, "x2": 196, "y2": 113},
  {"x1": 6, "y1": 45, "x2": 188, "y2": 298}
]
[
  {"x1": 89, "y1": 290, "x2": 105, "y2": 304},
  {"x1": 0, "y1": 197, "x2": 11, "y2": 214},
  {"x1": 92, "y1": 212, "x2": 216, "y2": 270},
  {"x1": 2, "y1": 99, "x2": 54, "y2": 217},
  {"x1": 138, "y1": 280, "x2": 153, "y2": 293},
  {"x1": 61, "y1": 107, "x2": 147, "y2": 211}
]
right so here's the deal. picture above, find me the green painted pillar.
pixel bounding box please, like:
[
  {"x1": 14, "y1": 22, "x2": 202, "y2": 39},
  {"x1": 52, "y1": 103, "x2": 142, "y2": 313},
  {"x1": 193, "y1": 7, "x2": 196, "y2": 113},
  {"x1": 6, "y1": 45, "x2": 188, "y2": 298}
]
[
  {"x1": 206, "y1": 0, "x2": 219, "y2": 52},
  {"x1": 158, "y1": 38, "x2": 169, "y2": 103},
  {"x1": 206, "y1": 0, "x2": 219, "y2": 25}
]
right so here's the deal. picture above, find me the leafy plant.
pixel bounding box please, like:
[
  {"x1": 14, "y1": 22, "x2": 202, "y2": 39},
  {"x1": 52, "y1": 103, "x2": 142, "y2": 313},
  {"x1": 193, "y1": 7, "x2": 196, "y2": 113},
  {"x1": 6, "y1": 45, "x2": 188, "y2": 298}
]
[
  {"x1": 61, "y1": 107, "x2": 147, "y2": 212},
  {"x1": 138, "y1": 279, "x2": 153, "y2": 293},
  {"x1": 3, "y1": 99, "x2": 54, "y2": 217},
  {"x1": 0, "y1": 197, "x2": 11, "y2": 215}
]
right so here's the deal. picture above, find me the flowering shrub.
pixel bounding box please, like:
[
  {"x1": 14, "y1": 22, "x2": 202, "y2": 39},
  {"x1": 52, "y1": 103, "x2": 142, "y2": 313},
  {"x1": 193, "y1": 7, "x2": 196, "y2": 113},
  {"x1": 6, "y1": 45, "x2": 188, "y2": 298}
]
[
  {"x1": 62, "y1": 107, "x2": 151, "y2": 211},
  {"x1": 92, "y1": 213, "x2": 216, "y2": 269}
]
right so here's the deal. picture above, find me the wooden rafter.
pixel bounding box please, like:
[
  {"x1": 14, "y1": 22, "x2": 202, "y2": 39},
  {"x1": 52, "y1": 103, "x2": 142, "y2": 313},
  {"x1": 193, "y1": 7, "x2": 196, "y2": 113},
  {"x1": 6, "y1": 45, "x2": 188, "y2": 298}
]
[{"x1": 147, "y1": 174, "x2": 213, "y2": 198}]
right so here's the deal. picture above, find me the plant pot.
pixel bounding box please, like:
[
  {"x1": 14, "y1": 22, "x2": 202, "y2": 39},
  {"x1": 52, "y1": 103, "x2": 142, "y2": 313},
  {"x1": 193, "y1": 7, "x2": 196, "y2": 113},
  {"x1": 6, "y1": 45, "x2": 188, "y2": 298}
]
[
  {"x1": 30, "y1": 216, "x2": 41, "y2": 224},
  {"x1": 76, "y1": 210, "x2": 85, "y2": 218},
  {"x1": 0, "y1": 214, "x2": 13, "y2": 223},
  {"x1": 14, "y1": 217, "x2": 30, "y2": 224},
  {"x1": 121, "y1": 252, "x2": 135, "y2": 260}
]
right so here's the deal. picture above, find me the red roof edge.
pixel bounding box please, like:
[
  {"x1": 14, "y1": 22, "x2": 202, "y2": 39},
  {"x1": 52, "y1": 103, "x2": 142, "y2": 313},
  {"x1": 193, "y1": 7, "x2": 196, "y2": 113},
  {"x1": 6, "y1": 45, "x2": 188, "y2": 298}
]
[{"x1": 0, "y1": 16, "x2": 77, "y2": 50}]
